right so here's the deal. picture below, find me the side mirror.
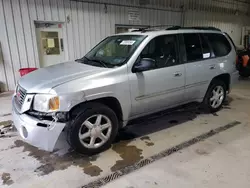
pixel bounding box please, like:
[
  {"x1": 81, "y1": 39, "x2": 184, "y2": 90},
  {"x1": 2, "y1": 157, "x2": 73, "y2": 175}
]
[{"x1": 132, "y1": 58, "x2": 156, "y2": 73}]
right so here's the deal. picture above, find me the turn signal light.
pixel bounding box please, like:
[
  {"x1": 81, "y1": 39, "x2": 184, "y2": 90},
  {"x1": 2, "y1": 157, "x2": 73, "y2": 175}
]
[{"x1": 49, "y1": 96, "x2": 60, "y2": 111}]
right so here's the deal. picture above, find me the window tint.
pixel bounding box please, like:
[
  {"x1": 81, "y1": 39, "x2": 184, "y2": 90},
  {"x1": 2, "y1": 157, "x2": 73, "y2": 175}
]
[
  {"x1": 183, "y1": 34, "x2": 203, "y2": 61},
  {"x1": 140, "y1": 35, "x2": 179, "y2": 69},
  {"x1": 200, "y1": 34, "x2": 212, "y2": 59},
  {"x1": 204, "y1": 33, "x2": 231, "y2": 57}
]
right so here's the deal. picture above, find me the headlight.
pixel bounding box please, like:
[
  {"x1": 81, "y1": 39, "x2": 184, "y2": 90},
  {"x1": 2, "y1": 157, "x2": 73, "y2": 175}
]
[{"x1": 33, "y1": 94, "x2": 60, "y2": 112}]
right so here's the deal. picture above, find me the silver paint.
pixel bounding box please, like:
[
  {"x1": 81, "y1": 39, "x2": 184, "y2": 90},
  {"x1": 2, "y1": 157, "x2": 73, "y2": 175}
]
[{"x1": 12, "y1": 29, "x2": 238, "y2": 151}]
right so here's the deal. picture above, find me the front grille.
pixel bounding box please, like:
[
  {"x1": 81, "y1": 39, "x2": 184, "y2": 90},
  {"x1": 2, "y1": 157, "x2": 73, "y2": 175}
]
[{"x1": 15, "y1": 85, "x2": 27, "y2": 109}]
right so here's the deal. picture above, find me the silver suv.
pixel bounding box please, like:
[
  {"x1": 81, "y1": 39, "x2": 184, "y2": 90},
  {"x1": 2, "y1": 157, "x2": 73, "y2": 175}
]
[{"x1": 12, "y1": 27, "x2": 238, "y2": 155}]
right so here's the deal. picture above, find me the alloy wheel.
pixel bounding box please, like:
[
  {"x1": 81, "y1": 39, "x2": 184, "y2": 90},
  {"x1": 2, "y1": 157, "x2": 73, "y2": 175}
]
[
  {"x1": 78, "y1": 114, "x2": 112, "y2": 149},
  {"x1": 210, "y1": 85, "x2": 224, "y2": 109}
]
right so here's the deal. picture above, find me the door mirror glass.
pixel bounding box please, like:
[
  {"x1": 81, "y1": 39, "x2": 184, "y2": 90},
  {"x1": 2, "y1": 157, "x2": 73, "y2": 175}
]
[{"x1": 133, "y1": 58, "x2": 156, "y2": 73}]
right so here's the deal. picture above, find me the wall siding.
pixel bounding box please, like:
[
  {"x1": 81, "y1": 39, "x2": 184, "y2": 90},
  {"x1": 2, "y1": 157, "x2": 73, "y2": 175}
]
[
  {"x1": 0, "y1": 0, "x2": 249, "y2": 91},
  {"x1": 184, "y1": 10, "x2": 247, "y2": 45}
]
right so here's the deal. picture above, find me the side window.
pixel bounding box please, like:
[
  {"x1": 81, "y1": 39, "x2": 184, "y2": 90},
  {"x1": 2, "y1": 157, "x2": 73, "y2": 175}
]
[
  {"x1": 183, "y1": 34, "x2": 203, "y2": 62},
  {"x1": 200, "y1": 34, "x2": 212, "y2": 59},
  {"x1": 140, "y1": 35, "x2": 179, "y2": 69},
  {"x1": 204, "y1": 33, "x2": 231, "y2": 57}
]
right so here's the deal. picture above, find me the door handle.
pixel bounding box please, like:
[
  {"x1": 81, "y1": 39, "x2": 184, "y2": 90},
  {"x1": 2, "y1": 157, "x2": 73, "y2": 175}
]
[
  {"x1": 209, "y1": 65, "x2": 216, "y2": 70},
  {"x1": 174, "y1": 72, "x2": 182, "y2": 77}
]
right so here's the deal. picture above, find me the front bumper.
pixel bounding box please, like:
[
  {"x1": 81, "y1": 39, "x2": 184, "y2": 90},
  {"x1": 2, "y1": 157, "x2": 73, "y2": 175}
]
[{"x1": 12, "y1": 98, "x2": 66, "y2": 151}]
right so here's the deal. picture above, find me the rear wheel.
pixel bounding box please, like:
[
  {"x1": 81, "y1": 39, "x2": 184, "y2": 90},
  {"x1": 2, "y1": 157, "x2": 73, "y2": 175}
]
[
  {"x1": 202, "y1": 80, "x2": 226, "y2": 113},
  {"x1": 67, "y1": 103, "x2": 119, "y2": 155}
]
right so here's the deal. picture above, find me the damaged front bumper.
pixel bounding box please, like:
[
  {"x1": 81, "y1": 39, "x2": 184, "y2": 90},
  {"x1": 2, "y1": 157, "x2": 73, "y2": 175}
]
[{"x1": 12, "y1": 98, "x2": 67, "y2": 152}]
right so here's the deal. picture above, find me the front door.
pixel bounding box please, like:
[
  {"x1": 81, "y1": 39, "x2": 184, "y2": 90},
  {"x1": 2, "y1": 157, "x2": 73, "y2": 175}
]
[
  {"x1": 129, "y1": 34, "x2": 185, "y2": 117},
  {"x1": 36, "y1": 23, "x2": 65, "y2": 67}
]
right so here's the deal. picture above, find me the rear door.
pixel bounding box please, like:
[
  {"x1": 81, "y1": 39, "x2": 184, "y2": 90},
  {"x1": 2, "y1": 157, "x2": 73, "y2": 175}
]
[
  {"x1": 184, "y1": 32, "x2": 233, "y2": 102},
  {"x1": 183, "y1": 33, "x2": 218, "y2": 101}
]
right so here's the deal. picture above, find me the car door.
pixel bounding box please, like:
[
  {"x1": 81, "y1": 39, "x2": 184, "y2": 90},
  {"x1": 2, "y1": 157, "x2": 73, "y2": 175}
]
[
  {"x1": 128, "y1": 34, "x2": 185, "y2": 117},
  {"x1": 183, "y1": 33, "x2": 220, "y2": 101}
]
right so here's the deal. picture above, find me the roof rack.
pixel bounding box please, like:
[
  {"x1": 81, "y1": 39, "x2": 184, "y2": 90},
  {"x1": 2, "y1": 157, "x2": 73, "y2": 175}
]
[
  {"x1": 130, "y1": 25, "x2": 164, "y2": 33},
  {"x1": 130, "y1": 25, "x2": 176, "y2": 33},
  {"x1": 130, "y1": 28, "x2": 149, "y2": 33},
  {"x1": 166, "y1": 26, "x2": 182, "y2": 30},
  {"x1": 130, "y1": 26, "x2": 221, "y2": 33},
  {"x1": 166, "y1": 26, "x2": 221, "y2": 31}
]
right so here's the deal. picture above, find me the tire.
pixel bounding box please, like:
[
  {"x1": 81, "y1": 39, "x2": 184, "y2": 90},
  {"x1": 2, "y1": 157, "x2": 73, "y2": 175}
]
[
  {"x1": 67, "y1": 102, "x2": 119, "y2": 155},
  {"x1": 202, "y1": 80, "x2": 227, "y2": 113}
]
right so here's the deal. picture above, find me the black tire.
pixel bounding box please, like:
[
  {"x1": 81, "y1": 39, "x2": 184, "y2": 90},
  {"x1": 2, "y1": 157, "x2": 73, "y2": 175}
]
[
  {"x1": 67, "y1": 102, "x2": 119, "y2": 155},
  {"x1": 202, "y1": 79, "x2": 227, "y2": 113}
]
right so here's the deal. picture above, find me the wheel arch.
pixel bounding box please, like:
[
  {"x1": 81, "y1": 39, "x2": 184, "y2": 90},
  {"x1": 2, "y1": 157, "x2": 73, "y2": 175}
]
[
  {"x1": 202, "y1": 73, "x2": 230, "y2": 102},
  {"x1": 209, "y1": 73, "x2": 231, "y2": 92},
  {"x1": 69, "y1": 96, "x2": 124, "y2": 128}
]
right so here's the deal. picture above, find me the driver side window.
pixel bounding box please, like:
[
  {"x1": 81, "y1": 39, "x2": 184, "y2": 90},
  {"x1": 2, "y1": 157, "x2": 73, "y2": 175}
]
[{"x1": 140, "y1": 34, "x2": 179, "y2": 69}]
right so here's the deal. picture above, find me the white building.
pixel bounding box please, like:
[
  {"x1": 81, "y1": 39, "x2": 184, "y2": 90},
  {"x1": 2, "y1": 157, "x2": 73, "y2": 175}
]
[{"x1": 0, "y1": 0, "x2": 249, "y2": 91}]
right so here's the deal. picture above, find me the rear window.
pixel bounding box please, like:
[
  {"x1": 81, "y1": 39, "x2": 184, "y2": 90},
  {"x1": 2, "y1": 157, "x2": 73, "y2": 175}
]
[{"x1": 204, "y1": 33, "x2": 231, "y2": 57}]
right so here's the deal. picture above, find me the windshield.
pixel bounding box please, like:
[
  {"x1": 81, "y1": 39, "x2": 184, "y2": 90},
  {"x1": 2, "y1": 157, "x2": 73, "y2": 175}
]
[{"x1": 80, "y1": 35, "x2": 146, "y2": 67}]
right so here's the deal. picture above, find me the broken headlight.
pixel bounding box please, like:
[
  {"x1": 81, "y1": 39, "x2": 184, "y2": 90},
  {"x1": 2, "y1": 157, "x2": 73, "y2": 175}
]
[{"x1": 33, "y1": 94, "x2": 60, "y2": 112}]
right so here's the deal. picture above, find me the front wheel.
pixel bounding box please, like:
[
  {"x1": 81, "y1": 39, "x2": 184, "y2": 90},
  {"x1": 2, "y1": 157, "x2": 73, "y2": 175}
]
[
  {"x1": 67, "y1": 103, "x2": 119, "y2": 155},
  {"x1": 202, "y1": 80, "x2": 226, "y2": 113}
]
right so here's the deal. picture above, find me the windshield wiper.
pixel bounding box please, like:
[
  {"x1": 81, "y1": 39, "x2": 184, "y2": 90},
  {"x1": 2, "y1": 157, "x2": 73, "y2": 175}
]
[
  {"x1": 75, "y1": 56, "x2": 89, "y2": 63},
  {"x1": 76, "y1": 56, "x2": 111, "y2": 68},
  {"x1": 89, "y1": 58, "x2": 108, "y2": 68}
]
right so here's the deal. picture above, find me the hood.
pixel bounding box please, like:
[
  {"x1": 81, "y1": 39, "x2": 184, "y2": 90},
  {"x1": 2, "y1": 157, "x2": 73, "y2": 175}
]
[{"x1": 19, "y1": 61, "x2": 106, "y2": 93}]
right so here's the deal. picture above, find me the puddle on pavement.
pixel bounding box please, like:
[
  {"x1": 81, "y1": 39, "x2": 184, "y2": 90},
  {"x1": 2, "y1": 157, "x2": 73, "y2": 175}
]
[
  {"x1": 111, "y1": 140, "x2": 143, "y2": 172},
  {"x1": 13, "y1": 140, "x2": 102, "y2": 177},
  {"x1": 0, "y1": 120, "x2": 12, "y2": 127},
  {"x1": 83, "y1": 165, "x2": 102, "y2": 176},
  {"x1": 1, "y1": 172, "x2": 14, "y2": 185},
  {"x1": 111, "y1": 130, "x2": 143, "y2": 172},
  {"x1": 108, "y1": 106, "x2": 203, "y2": 172},
  {"x1": 140, "y1": 136, "x2": 155, "y2": 146}
]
